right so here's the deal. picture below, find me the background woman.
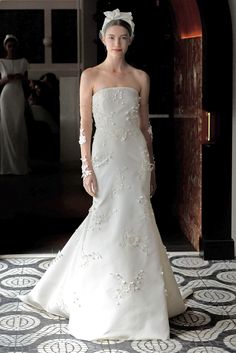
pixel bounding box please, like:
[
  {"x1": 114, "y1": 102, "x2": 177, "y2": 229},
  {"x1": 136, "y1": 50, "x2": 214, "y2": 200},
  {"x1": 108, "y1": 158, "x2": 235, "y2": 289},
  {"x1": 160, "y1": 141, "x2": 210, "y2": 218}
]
[{"x1": 0, "y1": 34, "x2": 29, "y2": 175}]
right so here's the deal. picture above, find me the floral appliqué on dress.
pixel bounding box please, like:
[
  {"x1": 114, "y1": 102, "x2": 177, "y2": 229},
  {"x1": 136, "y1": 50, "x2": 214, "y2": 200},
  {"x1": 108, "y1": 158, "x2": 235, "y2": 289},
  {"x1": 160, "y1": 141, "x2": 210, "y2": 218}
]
[
  {"x1": 110, "y1": 270, "x2": 144, "y2": 305},
  {"x1": 120, "y1": 228, "x2": 149, "y2": 255}
]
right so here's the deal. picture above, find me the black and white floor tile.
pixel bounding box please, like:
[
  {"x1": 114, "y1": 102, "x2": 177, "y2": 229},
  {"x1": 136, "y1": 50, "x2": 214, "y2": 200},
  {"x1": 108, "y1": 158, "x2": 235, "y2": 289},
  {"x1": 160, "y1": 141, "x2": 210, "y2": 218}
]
[{"x1": 0, "y1": 252, "x2": 236, "y2": 353}]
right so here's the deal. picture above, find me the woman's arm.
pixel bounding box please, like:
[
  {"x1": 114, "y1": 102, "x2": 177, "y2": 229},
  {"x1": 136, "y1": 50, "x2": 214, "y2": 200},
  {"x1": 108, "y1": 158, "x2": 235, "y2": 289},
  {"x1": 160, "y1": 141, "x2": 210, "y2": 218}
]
[
  {"x1": 79, "y1": 69, "x2": 97, "y2": 197},
  {"x1": 0, "y1": 75, "x2": 8, "y2": 86},
  {"x1": 138, "y1": 71, "x2": 157, "y2": 197},
  {"x1": 10, "y1": 58, "x2": 29, "y2": 81}
]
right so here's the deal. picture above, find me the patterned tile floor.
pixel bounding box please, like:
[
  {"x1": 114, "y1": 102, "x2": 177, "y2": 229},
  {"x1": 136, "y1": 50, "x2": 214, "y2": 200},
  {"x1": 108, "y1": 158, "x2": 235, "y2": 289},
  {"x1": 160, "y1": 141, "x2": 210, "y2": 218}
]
[{"x1": 0, "y1": 252, "x2": 236, "y2": 353}]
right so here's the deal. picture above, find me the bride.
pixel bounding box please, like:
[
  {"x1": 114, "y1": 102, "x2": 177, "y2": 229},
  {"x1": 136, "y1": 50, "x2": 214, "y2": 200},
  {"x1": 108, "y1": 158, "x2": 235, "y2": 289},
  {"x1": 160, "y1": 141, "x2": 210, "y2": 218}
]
[{"x1": 19, "y1": 9, "x2": 188, "y2": 340}]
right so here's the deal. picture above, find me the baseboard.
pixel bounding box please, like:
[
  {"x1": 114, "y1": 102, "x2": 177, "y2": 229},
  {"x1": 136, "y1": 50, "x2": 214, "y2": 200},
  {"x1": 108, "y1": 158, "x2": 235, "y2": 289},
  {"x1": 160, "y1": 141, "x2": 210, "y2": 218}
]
[{"x1": 201, "y1": 238, "x2": 235, "y2": 260}]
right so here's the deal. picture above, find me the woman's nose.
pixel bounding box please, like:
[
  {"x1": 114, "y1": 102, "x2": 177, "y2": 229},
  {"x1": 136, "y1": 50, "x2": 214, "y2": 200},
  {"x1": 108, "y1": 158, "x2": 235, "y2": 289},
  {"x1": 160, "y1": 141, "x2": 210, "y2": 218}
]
[{"x1": 114, "y1": 39, "x2": 121, "y2": 47}]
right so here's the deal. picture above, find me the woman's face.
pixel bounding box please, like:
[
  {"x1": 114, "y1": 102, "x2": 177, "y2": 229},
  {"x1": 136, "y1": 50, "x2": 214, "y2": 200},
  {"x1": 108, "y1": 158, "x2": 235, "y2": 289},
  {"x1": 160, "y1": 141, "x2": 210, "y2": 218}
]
[
  {"x1": 5, "y1": 40, "x2": 17, "y2": 56},
  {"x1": 103, "y1": 25, "x2": 131, "y2": 57}
]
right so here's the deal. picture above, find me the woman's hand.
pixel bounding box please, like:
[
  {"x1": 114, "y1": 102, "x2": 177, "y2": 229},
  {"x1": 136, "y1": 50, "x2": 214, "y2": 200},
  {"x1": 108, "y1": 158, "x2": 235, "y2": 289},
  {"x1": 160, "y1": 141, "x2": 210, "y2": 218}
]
[
  {"x1": 8, "y1": 73, "x2": 23, "y2": 81},
  {"x1": 150, "y1": 169, "x2": 157, "y2": 198},
  {"x1": 7, "y1": 74, "x2": 15, "y2": 80},
  {"x1": 0, "y1": 76, "x2": 9, "y2": 85},
  {"x1": 14, "y1": 73, "x2": 24, "y2": 80},
  {"x1": 83, "y1": 172, "x2": 98, "y2": 197}
]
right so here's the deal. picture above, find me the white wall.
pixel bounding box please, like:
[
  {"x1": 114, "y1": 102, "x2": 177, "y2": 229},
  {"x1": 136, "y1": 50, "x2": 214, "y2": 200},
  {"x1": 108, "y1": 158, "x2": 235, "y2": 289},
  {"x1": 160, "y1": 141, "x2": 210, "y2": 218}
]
[{"x1": 228, "y1": 0, "x2": 236, "y2": 254}]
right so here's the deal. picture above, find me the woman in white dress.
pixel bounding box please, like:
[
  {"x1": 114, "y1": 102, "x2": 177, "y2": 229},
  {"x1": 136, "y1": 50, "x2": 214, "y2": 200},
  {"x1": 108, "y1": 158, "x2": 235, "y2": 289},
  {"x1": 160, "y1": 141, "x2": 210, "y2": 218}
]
[
  {"x1": 19, "y1": 10, "x2": 188, "y2": 340},
  {"x1": 0, "y1": 34, "x2": 29, "y2": 175}
]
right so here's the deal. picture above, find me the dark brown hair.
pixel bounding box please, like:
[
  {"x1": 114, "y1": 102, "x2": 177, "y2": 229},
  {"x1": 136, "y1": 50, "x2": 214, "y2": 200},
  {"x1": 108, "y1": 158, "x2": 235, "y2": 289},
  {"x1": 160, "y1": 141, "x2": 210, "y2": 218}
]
[{"x1": 102, "y1": 19, "x2": 132, "y2": 37}]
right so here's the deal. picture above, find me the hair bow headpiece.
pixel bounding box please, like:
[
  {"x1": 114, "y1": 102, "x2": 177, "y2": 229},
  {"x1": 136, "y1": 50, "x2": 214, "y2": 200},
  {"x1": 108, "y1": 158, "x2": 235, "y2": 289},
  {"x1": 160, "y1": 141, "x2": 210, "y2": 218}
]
[
  {"x1": 3, "y1": 34, "x2": 18, "y2": 46},
  {"x1": 100, "y1": 8, "x2": 135, "y2": 37}
]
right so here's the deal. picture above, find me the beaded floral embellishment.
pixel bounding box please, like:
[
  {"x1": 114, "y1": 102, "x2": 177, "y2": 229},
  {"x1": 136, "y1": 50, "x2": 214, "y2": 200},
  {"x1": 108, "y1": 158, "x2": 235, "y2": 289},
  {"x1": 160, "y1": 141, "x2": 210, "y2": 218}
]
[
  {"x1": 110, "y1": 270, "x2": 144, "y2": 305},
  {"x1": 120, "y1": 229, "x2": 149, "y2": 254}
]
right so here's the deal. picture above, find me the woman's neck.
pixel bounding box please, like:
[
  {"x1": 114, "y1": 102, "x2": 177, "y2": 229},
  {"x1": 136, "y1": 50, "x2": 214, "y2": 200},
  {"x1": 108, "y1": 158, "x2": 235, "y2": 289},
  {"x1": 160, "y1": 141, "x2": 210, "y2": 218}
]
[
  {"x1": 5, "y1": 55, "x2": 16, "y2": 59},
  {"x1": 103, "y1": 57, "x2": 128, "y2": 73},
  {"x1": 5, "y1": 51, "x2": 17, "y2": 59}
]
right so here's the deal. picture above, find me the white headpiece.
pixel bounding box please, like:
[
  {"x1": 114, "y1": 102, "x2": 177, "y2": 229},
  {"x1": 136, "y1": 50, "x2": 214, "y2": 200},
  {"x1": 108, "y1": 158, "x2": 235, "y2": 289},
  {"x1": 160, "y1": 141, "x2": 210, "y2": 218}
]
[
  {"x1": 3, "y1": 34, "x2": 18, "y2": 46},
  {"x1": 100, "y1": 9, "x2": 135, "y2": 37}
]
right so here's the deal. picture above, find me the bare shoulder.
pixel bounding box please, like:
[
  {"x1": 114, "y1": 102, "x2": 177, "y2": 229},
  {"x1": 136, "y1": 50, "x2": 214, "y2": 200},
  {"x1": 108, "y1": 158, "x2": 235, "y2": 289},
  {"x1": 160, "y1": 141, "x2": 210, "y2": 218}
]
[
  {"x1": 80, "y1": 67, "x2": 97, "y2": 95},
  {"x1": 129, "y1": 67, "x2": 150, "y2": 96},
  {"x1": 81, "y1": 66, "x2": 97, "y2": 81},
  {"x1": 80, "y1": 65, "x2": 102, "y2": 89},
  {"x1": 132, "y1": 68, "x2": 150, "y2": 85}
]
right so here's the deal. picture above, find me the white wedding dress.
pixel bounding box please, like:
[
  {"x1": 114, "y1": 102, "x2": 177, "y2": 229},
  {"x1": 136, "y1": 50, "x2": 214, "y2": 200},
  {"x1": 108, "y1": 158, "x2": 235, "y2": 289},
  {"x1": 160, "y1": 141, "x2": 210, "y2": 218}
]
[
  {"x1": 0, "y1": 58, "x2": 29, "y2": 174},
  {"x1": 19, "y1": 87, "x2": 186, "y2": 340}
]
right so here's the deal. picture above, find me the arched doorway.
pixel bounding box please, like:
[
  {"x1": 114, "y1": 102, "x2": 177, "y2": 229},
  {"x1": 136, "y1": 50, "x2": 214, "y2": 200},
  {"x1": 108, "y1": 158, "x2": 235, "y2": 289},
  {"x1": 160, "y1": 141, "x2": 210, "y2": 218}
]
[{"x1": 164, "y1": 0, "x2": 234, "y2": 259}]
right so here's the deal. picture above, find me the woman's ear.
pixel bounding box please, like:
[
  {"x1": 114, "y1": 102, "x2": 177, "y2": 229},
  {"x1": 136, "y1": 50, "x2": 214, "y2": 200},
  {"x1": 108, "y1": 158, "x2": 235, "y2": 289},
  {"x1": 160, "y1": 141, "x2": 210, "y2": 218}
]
[
  {"x1": 99, "y1": 31, "x2": 105, "y2": 43},
  {"x1": 129, "y1": 35, "x2": 134, "y2": 45},
  {"x1": 100, "y1": 33, "x2": 107, "y2": 51}
]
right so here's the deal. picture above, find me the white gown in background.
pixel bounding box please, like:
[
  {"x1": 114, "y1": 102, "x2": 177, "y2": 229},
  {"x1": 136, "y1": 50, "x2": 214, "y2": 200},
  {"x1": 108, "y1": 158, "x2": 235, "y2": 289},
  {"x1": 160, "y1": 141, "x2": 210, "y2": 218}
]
[
  {"x1": 19, "y1": 87, "x2": 186, "y2": 340},
  {"x1": 0, "y1": 58, "x2": 29, "y2": 174}
]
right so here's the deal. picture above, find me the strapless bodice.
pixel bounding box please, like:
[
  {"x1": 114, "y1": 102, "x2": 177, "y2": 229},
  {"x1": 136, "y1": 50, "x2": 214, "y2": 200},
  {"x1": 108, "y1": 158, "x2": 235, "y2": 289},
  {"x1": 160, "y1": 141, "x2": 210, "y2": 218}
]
[{"x1": 92, "y1": 87, "x2": 140, "y2": 129}]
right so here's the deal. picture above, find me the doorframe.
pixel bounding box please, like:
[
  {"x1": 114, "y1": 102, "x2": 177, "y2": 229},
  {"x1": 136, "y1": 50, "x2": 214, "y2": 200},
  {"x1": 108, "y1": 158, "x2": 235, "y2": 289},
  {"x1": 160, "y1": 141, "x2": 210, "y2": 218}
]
[{"x1": 228, "y1": 0, "x2": 236, "y2": 256}]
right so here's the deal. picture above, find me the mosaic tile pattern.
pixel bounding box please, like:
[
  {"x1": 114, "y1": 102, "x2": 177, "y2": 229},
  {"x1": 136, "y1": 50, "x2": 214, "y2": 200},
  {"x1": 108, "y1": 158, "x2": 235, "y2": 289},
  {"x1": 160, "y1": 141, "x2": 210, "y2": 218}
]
[{"x1": 0, "y1": 253, "x2": 236, "y2": 353}]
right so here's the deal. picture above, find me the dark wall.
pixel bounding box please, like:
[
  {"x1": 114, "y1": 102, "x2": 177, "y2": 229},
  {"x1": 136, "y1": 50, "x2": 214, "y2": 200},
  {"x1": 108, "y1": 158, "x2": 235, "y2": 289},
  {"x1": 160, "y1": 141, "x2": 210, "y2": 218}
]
[{"x1": 197, "y1": 0, "x2": 234, "y2": 258}]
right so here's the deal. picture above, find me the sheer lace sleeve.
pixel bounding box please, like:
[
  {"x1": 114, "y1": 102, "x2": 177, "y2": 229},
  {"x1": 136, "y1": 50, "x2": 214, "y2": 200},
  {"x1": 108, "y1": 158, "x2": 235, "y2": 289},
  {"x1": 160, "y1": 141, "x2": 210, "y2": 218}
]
[
  {"x1": 78, "y1": 91, "x2": 95, "y2": 180},
  {"x1": 139, "y1": 107, "x2": 156, "y2": 172},
  {"x1": 79, "y1": 125, "x2": 94, "y2": 179},
  {"x1": 138, "y1": 71, "x2": 156, "y2": 172}
]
